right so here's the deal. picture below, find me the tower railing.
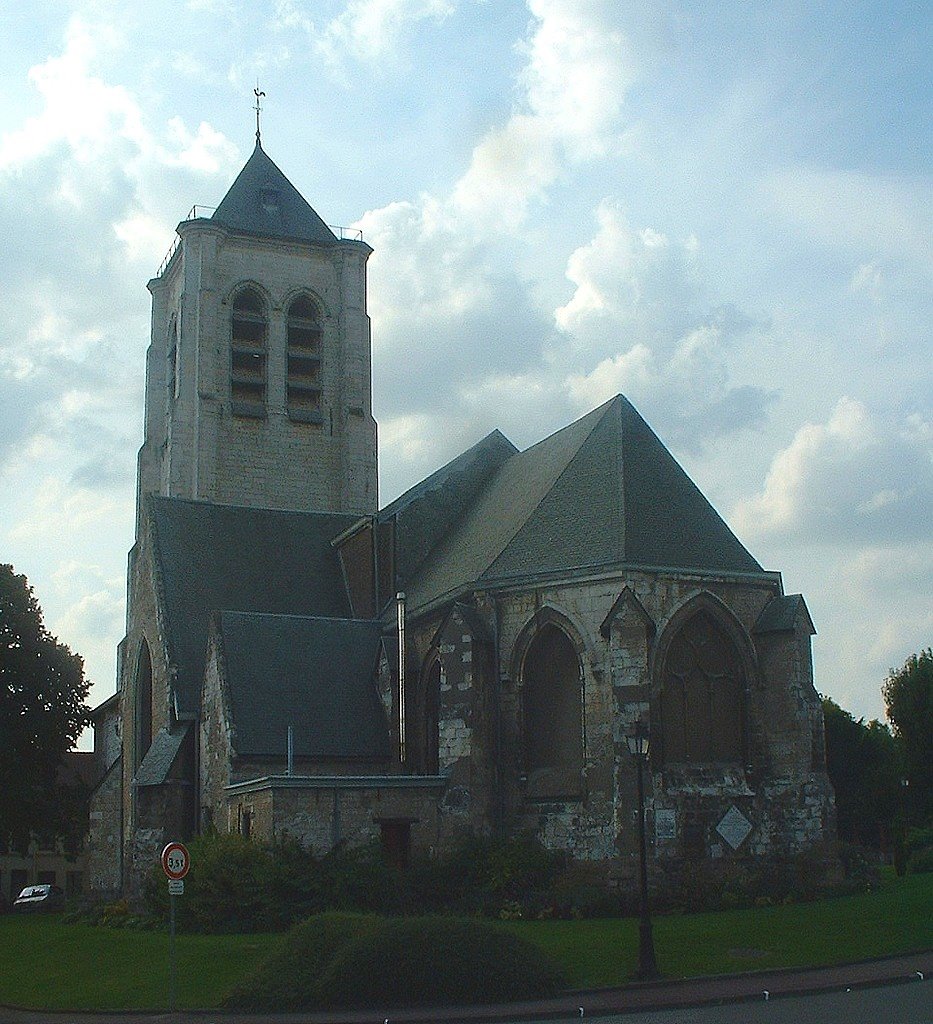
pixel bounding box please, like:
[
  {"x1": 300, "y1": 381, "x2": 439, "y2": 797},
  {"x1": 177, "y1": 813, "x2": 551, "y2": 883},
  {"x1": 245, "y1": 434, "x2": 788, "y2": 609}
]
[{"x1": 153, "y1": 206, "x2": 364, "y2": 278}]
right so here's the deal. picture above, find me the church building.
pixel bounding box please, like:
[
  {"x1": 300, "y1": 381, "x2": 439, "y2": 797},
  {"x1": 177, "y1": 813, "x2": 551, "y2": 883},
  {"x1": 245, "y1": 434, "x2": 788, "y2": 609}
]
[{"x1": 87, "y1": 138, "x2": 836, "y2": 894}]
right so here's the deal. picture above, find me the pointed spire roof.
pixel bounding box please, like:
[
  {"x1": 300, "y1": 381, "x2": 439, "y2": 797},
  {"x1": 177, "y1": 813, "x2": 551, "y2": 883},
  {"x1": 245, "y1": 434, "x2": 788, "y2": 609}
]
[
  {"x1": 399, "y1": 395, "x2": 764, "y2": 611},
  {"x1": 211, "y1": 143, "x2": 337, "y2": 245}
]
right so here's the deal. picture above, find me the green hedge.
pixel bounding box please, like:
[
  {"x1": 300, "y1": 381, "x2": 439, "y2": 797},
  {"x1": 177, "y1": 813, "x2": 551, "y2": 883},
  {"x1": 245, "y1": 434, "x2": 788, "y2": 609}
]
[
  {"x1": 144, "y1": 832, "x2": 576, "y2": 931},
  {"x1": 141, "y1": 831, "x2": 864, "y2": 933}
]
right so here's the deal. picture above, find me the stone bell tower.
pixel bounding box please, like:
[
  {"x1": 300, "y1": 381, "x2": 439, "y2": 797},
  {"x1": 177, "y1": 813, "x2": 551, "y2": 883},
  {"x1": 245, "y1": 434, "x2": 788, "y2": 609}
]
[{"x1": 135, "y1": 139, "x2": 378, "y2": 529}]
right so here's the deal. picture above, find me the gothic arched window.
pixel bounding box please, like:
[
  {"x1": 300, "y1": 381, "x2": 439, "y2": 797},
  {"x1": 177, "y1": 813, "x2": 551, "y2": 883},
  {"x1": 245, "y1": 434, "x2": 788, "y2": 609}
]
[
  {"x1": 135, "y1": 639, "x2": 153, "y2": 769},
  {"x1": 286, "y1": 295, "x2": 323, "y2": 423},
  {"x1": 659, "y1": 610, "x2": 745, "y2": 765},
  {"x1": 522, "y1": 623, "x2": 583, "y2": 798},
  {"x1": 230, "y1": 287, "x2": 267, "y2": 417}
]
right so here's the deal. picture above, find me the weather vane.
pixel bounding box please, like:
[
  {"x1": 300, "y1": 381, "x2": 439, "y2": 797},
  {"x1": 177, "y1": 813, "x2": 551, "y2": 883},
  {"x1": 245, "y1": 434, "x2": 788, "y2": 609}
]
[{"x1": 254, "y1": 85, "x2": 266, "y2": 144}]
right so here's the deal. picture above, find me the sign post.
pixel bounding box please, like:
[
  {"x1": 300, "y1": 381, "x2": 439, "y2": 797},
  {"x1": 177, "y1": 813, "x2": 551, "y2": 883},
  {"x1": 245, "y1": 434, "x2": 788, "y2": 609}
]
[{"x1": 161, "y1": 842, "x2": 190, "y2": 1012}]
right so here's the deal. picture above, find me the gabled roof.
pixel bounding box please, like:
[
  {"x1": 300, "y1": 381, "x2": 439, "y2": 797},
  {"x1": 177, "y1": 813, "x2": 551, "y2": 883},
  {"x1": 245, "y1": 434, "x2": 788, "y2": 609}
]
[
  {"x1": 148, "y1": 497, "x2": 357, "y2": 713},
  {"x1": 211, "y1": 143, "x2": 337, "y2": 245},
  {"x1": 403, "y1": 395, "x2": 764, "y2": 611},
  {"x1": 381, "y1": 429, "x2": 517, "y2": 585},
  {"x1": 216, "y1": 612, "x2": 389, "y2": 761}
]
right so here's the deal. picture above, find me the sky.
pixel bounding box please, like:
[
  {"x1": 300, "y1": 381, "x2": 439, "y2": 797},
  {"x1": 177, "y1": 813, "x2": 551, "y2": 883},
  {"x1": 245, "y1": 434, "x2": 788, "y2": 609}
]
[{"x1": 0, "y1": 0, "x2": 929, "y2": 739}]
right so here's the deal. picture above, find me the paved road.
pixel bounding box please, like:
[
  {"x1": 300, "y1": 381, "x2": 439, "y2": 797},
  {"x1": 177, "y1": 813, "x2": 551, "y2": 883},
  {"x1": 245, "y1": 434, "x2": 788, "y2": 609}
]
[{"x1": 517, "y1": 979, "x2": 932, "y2": 1024}]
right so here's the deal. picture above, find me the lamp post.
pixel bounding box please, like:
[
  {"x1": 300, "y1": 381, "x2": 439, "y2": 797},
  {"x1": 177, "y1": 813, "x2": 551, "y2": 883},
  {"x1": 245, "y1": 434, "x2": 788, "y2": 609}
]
[{"x1": 627, "y1": 718, "x2": 659, "y2": 980}]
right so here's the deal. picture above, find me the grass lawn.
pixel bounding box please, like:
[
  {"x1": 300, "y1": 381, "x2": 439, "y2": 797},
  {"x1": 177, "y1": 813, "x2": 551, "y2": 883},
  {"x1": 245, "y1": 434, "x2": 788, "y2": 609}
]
[
  {"x1": 501, "y1": 872, "x2": 933, "y2": 988},
  {"x1": 0, "y1": 917, "x2": 282, "y2": 1011},
  {"x1": 0, "y1": 872, "x2": 929, "y2": 1011}
]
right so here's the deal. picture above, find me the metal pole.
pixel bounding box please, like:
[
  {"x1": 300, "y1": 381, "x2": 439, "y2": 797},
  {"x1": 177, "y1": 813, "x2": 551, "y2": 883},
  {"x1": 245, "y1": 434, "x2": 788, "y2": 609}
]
[
  {"x1": 169, "y1": 892, "x2": 177, "y2": 1011},
  {"x1": 635, "y1": 752, "x2": 659, "y2": 980},
  {"x1": 397, "y1": 592, "x2": 406, "y2": 765}
]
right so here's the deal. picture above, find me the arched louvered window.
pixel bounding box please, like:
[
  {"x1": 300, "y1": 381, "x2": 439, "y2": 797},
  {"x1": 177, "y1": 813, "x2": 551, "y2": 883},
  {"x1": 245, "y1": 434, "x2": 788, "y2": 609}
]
[
  {"x1": 231, "y1": 288, "x2": 267, "y2": 417},
  {"x1": 659, "y1": 610, "x2": 746, "y2": 765},
  {"x1": 286, "y1": 295, "x2": 323, "y2": 423},
  {"x1": 522, "y1": 623, "x2": 583, "y2": 798},
  {"x1": 135, "y1": 639, "x2": 153, "y2": 769}
]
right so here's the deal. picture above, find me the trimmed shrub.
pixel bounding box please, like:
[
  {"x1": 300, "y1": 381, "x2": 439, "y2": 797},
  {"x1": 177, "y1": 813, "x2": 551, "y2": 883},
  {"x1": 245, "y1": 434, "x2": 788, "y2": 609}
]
[
  {"x1": 226, "y1": 913, "x2": 567, "y2": 1011},
  {"x1": 225, "y1": 912, "x2": 378, "y2": 1011}
]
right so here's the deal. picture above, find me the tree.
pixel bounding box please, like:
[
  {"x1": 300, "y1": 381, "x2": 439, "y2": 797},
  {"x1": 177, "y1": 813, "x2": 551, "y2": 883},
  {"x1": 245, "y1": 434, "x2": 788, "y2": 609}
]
[
  {"x1": 0, "y1": 564, "x2": 91, "y2": 851},
  {"x1": 883, "y1": 649, "x2": 933, "y2": 827},
  {"x1": 822, "y1": 696, "x2": 900, "y2": 851}
]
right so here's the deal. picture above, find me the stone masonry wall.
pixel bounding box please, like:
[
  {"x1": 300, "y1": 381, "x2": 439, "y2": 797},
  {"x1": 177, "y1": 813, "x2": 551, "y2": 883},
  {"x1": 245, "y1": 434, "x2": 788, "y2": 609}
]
[
  {"x1": 119, "y1": 527, "x2": 176, "y2": 850},
  {"x1": 223, "y1": 783, "x2": 445, "y2": 856},
  {"x1": 159, "y1": 223, "x2": 377, "y2": 517},
  {"x1": 405, "y1": 568, "x2": 833, "y2": 875}
]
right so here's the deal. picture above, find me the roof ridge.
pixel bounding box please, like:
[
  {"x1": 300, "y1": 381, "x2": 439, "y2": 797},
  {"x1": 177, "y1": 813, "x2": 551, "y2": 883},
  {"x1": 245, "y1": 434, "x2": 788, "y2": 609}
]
[
  {"x1": 219, "y1": 610, "x2": 379, "y2": 626},
  {"x1": 381, "y1": 428, "x2": 517, "y2": 518}
]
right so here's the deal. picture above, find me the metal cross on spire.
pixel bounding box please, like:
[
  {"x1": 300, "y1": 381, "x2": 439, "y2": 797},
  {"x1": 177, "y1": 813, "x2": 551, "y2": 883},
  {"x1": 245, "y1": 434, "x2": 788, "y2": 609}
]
[{"x1": 254, "y1": 85, "x2": 266, "y2": 145}]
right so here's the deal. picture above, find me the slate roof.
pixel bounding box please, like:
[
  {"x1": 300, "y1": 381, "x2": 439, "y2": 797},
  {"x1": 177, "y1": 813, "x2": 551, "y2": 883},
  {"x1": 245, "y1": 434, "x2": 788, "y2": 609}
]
[
  {"x1": 212, "y1": 143, "x2": 337, "y2": 245},
  {"x1": 216, "y1": 612, "x2": 389, "y2": 760},
  {"x1": 148, "y1": 497, "x2": 358, "y2": 714},
  {"x1": 135, "y1": 724, "x2": 190, "y2": 787},
  {"x1": 402, "y1": 395, "x2": 765, "y2": 612},
  {"x1": 754, "y1": 594, "x2": 815, "y2": 635}
]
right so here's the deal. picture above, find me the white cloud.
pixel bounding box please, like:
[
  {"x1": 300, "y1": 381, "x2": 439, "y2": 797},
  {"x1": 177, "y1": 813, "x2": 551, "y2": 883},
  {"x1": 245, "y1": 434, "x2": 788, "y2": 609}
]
[
  {"x1": 764, "y1": 166, "x2": 933, "y2": 265},
  {"x1": 0, "y1": 16, "x2": 238, "y2": 479},
  {"x1": 362, "y1": 0, "x2": 641, "y2": 484},
  {"x1": 557, "y1": 202, "x2": 773, "y2": 445},
  {"x1": 453, "y1": 0, "x2": 634, "y2": 226},
  {"x1": 734, "y1": 397, "x2": 933, "y2": 545},
  {"x1": 319, "y1": 0, "x2": 455, "y2": 62}
]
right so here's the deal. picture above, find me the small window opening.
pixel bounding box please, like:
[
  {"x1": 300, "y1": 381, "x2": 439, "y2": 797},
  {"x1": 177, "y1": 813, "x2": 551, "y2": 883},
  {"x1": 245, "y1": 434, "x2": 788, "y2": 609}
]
[
  {"x1": 237, "y1": 803, "x2": 254, "y2": 839},
  {"x1": 167, "y1": 319, "x2": 180, "y2": 403},
  {"x1": 287, "y1": 295, "x2": 322, "y2": 424}
]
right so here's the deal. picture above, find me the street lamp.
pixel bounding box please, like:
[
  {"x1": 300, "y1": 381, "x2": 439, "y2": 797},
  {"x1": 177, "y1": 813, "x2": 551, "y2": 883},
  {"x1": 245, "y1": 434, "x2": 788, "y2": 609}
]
[{"x1": 626, "y1": 718, "x2": 659, "y2": 980}]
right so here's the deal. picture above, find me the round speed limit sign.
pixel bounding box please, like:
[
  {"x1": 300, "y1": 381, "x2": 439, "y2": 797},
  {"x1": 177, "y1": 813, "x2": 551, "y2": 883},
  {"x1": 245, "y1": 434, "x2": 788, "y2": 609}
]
[{"x1": 161, "y1": 842, "x2": 190, "y2": 880}]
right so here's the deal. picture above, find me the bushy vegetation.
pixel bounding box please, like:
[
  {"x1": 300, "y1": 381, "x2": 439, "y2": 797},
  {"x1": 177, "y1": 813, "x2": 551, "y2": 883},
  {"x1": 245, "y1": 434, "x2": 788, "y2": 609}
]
[
  {"x1": 143, "y1": 831, "x2": 588, "y2": 931},
  {"x1": 0, "y1": 564, "x2": 91, "y2": 852},
  {"x1": 904, "y1": 826, "x2": 933, "y2": 874},
  {"x1": 883, "y1": 650, "x2": 932, "y2": 828},
  {"x1": 225, "y1": 913, "x2": 567, "y2": 1011},
  {"x1": 818, "y1": 649, "x2": 933, "y2": 876},
  {"x1": 138, "y1": 830, "x2": 866, "y2": 934}
]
